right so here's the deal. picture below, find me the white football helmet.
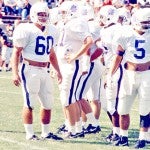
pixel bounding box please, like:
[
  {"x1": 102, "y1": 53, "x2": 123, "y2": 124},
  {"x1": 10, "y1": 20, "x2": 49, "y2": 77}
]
[
  {"x1": 118, "y1": 8, "x2": 131, "y2": 25},
  {"x1": 30, "y1": 2, "x2": 50, "y2": 26},
  {"x1": 137, "y1": 0, "x2": 150, "y2": 6},
  {"x1": 78, "y1": 4, "x2": 95, "y2": 21},
  {"x1": 112, "y1": 0, "x2": 124, "y2": 8},
  {"x1": 131, "y1": 8, "x2": 150, "y2": 32},
  {"x1": 50, "y1": 7, "x2": 60, "y2": 25},
  {"x1": 98, "y1": 5, "x2": 118, "y2": 26},
  {"x1": 59, "y1": 1, "x2": 79, "y2": 20}
]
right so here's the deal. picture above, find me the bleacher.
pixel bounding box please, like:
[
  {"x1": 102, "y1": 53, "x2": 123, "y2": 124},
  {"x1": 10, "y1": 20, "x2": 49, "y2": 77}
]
[
  {"x1": 0, "y1": 5, "x2": 21, "y2": 24},
  {"x1": 2, "y1": 15, "x2": 21, "y2": 24}
]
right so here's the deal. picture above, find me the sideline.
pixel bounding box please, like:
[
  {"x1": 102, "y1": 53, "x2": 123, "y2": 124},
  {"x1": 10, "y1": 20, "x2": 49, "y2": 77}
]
[{"x1": 0, "y1": 136, "x2": 49, "y2": 150}]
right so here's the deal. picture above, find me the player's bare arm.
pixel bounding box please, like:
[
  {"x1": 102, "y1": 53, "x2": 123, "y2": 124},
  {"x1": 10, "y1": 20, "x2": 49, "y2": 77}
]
[
  {"x1": 109, "y1": 45, "x2": 124, "y2": 77},
  {"x1": 49, "y1": 48, "x2": 62, "y2": 84},
  {"x1": 11, "y1": 46, "x2": 23, "y2": 86}
]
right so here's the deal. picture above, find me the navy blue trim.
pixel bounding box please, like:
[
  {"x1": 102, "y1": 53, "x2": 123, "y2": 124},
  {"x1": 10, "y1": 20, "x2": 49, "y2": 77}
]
[
  {"x1": 115, "y1": 64, "x2": 123, "y2": 110},
  {"x1": 79, "y1": 62, "x2": 94, "y2": 99},
  {"x1": 68, "y1": 60, "x2": 79, "y2": 105},
  {"x1": 75, "y1": 74, "x2": 82, "y2": 100},
  {"x1": 116, "y1": 50, "x2": 125, "y2": 56},
  {"x1": 21, "y1": 64, "x2": 32, "y2": 109}
]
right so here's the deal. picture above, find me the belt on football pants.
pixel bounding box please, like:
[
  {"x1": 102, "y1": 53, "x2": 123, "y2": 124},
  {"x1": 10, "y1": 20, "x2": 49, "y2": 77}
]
[
  {"x1": 124, "y1": 61, "x2": 150, "y2": 71},
  {"x1": 23, "y1": 59, "x2": 48, "y2": 67}
]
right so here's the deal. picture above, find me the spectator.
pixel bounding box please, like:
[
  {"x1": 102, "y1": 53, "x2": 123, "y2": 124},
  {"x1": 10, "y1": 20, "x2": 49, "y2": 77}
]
[
  {"x1": 0, "y1": 32, "x2": 13, "y2": 72},
  {"x1": 21, "y1": 0, "x2": 31, "y2": 20},
  {"x1": 4, "y1": 0, "x2": 17, "y2": 15},
  {"x1": 15, "y1": 0, "x2": 31, "y2": 19}
]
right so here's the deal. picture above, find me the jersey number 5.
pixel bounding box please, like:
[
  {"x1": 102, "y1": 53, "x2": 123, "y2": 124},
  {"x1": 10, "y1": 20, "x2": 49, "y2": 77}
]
[
  {"x1": 35, "y1": 36, "x2": 54, "y2": 55},
  {"x1": 134, "y1": 39, "x2": 145, "y2": 59}
]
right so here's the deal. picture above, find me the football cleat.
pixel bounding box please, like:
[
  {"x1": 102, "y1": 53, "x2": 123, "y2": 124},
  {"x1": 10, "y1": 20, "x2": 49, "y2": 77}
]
[
  {"x1": 6, "y1": 69, "x2": 11, "y2": 72},
  {"x1": 73, "y1": 131, "x2": 85, "y2": 138},
  {"x1": 64, "y1": 131, "x2": 85, "y2": 139},
  {"x1": 63, "y1": 132, "x2": 75, "y2": 139},
  {"x1": 42, "y1": 132, "x2": 63, "y2": 141},
  {"x1": 134, "y1": 140, "x2": 146, "y2": 149},
  {"x1": 114, "y1": 136, "x2": 129, "y2": 146},
  {"x1": 27, "y1": 135, "x2": 40, "y2": 141},
  {"x1": 111, "y1": 134, "x2": 120, "y2": 145},
  {"x1": 105, "y1": 131, "x2": 113, "y2": 142},
  {"x1": 56, "y1": 124, "x2": 68, "y2": 134},
  {"x1": 84, "y1": 124, "x2": 101, "y2": 134}
]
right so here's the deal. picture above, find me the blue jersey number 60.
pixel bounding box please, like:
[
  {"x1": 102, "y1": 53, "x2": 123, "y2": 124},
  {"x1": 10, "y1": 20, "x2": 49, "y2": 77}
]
[{"x1": 35, "y1": 36, "x2": 54, "y2": 55}]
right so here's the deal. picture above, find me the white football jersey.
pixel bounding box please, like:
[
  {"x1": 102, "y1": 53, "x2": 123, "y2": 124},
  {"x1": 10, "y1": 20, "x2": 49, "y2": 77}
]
[
  {"x1": 100, "y1": 24, "x2": 121, "y2": 68},
  {"x1": 13, "y1": 23, "x2": 59, "y2": 62},
  {"x1": 88, "y1": 20, "x2": 102, "y2": 57},
  {"x1": 114, "y1": 26, "x2": 150, "y2": 63},
  {"x1": 81, "y1": 20, "x2": 100, "y2": 71},
  {"x1": 57, "y1": 17, "x2": 92, "y2": 60}
]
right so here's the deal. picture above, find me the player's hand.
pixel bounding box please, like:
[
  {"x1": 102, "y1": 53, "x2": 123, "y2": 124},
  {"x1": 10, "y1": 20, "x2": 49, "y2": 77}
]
[
  {"x1": 12, "y1": 74, "x2": 21, "y2": 87},
  {"x1": 65, "y1": 53, "x2": 75, "y2": 64},
  {"x1": 50, "y1": 69, "x2": 56, "y2": 78},
  {"x1": 56, "y1": 71, "x2": 62, "y2": 84}
]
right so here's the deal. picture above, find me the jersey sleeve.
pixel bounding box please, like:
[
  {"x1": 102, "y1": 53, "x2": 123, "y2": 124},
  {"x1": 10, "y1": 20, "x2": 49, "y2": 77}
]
[
  {"x1": 113, "y1": 26, "x2": 129, "y2": 50},
  {"x1": 13, "y1": 23, "x2": 30, "y2": 48}
]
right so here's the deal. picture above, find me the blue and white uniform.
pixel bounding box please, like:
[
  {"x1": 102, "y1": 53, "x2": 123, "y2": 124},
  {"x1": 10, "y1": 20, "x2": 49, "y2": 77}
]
[
  {"x1": 75, "y1": 20, "x2": 104, "y2": 102},
  {"x1": 56, "y1": 17, "x2": 92, "y2": 107},
  {"x1": 114, "y1": 25, "x2": 150, "y2": 116},
  {"x1": 13, "y1": 23, "x2": 59, "y2": 109},
  {"x1": 100, "y1": 23, "x2": 125, "y2": 115}
]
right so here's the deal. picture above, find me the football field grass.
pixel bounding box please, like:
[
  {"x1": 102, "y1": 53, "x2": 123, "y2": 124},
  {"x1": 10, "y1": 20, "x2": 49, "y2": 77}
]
[{"x1": 0, "y1": 71, "x2": 149, "y2": 150}]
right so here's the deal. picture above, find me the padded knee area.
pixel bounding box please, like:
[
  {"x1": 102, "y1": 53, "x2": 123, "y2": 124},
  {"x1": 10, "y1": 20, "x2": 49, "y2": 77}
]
[{"x1": 140, "y1": 114, "x2": 150, "y2": 128}]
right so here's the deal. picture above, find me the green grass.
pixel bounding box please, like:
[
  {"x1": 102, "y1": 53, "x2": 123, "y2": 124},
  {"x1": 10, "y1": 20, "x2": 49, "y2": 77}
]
[{"x1": 0, "y1": 71, "x2": 149, "y2": 150}]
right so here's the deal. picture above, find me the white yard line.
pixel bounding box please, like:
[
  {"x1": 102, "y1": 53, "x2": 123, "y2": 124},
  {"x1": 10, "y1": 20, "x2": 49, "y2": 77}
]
[
  {"x1": 0, "y1": 90, "x2": 21, "y2": 95},
  {"x1": 0, "y1": 136, "x2": 49, "y2": 150},
  {"x1": 0, "y1": 75, "x2": 12, "y2": 79}
]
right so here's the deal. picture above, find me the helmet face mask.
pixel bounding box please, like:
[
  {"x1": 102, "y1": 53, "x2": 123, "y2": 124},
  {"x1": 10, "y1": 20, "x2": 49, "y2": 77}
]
[
  {"x1": 37, "y1": 12, "x2": 49, "y2": 25},
  {"x1": 131, "y1": 8, "x2": 150, "y2": 32},
  {"x1": 30, "y1": 2, "x2": 50, "y2": 26},
  {"x1": 140, "y1": 20, "x2": 150, "y2": 30}
]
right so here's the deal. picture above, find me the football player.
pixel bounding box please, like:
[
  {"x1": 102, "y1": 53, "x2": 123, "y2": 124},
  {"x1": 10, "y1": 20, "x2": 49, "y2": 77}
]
[
  {"x1": 12, "y1": 1, "x2": 63, "y2": 141},
  {"x1": 56, "y1": 1, "x2": 93, "y2": 138},
  {"x1": 97, "y1": 5, "x2": 125, "y2": 144},
  {"x1": 108, "y1": 8, "x2": 150, "y2": 149},
  {"x1": 74, "y1": 4, "x2": 104, "y2": 134}
]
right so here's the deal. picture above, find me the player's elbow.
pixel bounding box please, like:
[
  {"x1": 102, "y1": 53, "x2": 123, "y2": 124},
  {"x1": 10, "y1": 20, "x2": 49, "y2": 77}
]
[{"x1": 85, "y1": 36, "x2": 93, "y2": 48}]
